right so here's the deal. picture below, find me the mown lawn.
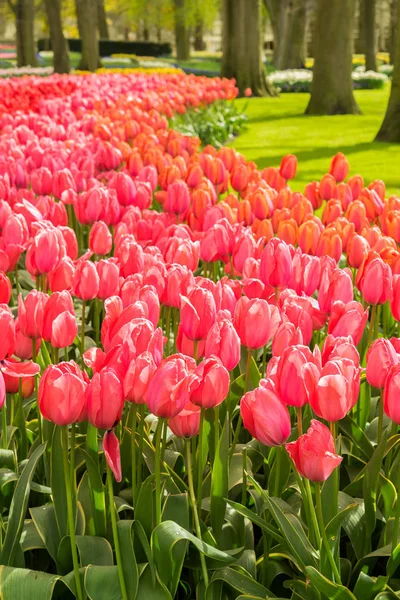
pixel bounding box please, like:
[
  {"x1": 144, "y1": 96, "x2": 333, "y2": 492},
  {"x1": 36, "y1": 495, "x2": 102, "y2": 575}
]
[{"x1": 231, "y1": 87, "x2": 400, "y2": 196}]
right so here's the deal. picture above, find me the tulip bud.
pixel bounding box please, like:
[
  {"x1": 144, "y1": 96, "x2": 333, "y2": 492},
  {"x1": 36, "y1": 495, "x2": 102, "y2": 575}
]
[
  {"x1": 279, "y1": 154, "x2": 297, "y2": 180},
  {"x1": 38, "y1": 361, "x2": 88, "y2": 425},
  {"x1": 286, "y1": 420, "x2": 342, "y2": 482},
  {"x1": 366, "y1": 338, "x2": 399, "y2": 389},
  {"x1": 329, "y1": 153, "x2": 349, "y2": 182},
  {"x1": 241, "y1": 387, "x2": 291, "y2": 446}
]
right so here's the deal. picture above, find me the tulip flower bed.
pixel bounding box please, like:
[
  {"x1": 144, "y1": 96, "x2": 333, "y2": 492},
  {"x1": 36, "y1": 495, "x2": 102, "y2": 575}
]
[{"x1": 1, "y1": 71, "x2": 400, "y2": 600}]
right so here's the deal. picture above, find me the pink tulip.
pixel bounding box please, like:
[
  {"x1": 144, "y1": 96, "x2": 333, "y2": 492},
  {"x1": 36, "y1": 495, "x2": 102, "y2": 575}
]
[{"x1": 241, "y1": 386, "x2": 291, "y2": 446}]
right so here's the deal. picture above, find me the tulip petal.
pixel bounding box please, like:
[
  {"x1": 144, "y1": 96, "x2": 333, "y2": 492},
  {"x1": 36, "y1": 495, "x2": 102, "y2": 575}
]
[
  {"x1": 2, "y1": 359, "x2": 40, "y2": 377},
  {"x1": 103, "y1": 430, "x2": 122, "y2": 482}
]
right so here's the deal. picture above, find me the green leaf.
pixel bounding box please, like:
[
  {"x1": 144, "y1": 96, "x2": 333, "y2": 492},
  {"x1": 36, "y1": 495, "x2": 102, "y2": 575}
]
[
  {"x1": 339, "y1": 415, "x2": 374, "y2": 460},
  {"x1": 81, "y1": 448, "x2": 107, "y2": 538},
  {"x1": 135, "y1": 474, "x2": 156, "y2": 539},
  {"x1": 152, "y1": 521, "x2": 237, "y2": 574},
  {"x1": 226, "y1": 499, "x2": 284, "y2": 545},
  {"x1": 211, "y1": 416, "x2": 229, "y2": 544},
  {"x1": 0, "y1": 443, "x2": 46, "y2": 567},
  {"x1": 284, "y1": 578, "x2": 320, "y2": 600},
  {"x1": 0, "y1": 449, "x2": 16, "y2": 471},
  {"x1": 136, "y1": 564, "x2": 173, "y2": 600},
  {"x1": 84, "y1": 565, "x2": 121, "y2": 600},
  {"x1": 326, "y1": 504, "x2": 359, "y2": 552},
  {"x1": 353, "y1": 571, "x2": 387, "y2": 600},
  {"x1": 20, "y1": 521, "x2": 46, "y2": 553},
  {"x1": 117, "y1": 520, "x2": 139, "y2": 600},
  {"x1": 305, "y1": 566, "x2": 357, "y2": 599},
  {"x1": 251, "y1": 483, "x2": 319, "y2": 570},
  {"x1": 206, "y1": 567, "x2": 273, "y2": 599},
  {"x1": 50, "y1": 426, "x2": 68, "y2": 539},
  {"x1": 268, "y1": 445, "x2": 291, "y2": 498},
  {"x1": 58, "y1": 535, "x2": 114, "y2": 573},
  {"x1": 30, "y1": 504, "x2": 61, "y2": 564},
  {"x1": 0, "y1": 565, "x2": 62, "y2": 599},
  {"x1": 160, "y1": 494, "x2": 190, "y2": 596},
  {"x1": 363, "y1": 433, "x2": 388, "y2": 553}
]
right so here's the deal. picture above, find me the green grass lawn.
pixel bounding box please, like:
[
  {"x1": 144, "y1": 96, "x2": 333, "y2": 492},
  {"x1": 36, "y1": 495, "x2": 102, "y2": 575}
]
[{"x1": 230, "y1": 86, "x2": 400, "y2": 196}]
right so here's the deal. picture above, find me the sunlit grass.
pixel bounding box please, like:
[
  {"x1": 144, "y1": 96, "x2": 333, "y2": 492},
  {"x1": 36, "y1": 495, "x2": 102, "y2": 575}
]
[{"x1": 231, "y1": 86, "x2": 400, "y2": 196}]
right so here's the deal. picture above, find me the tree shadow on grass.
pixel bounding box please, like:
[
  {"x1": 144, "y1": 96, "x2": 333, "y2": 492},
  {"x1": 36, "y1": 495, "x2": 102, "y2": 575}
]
[{"x1": 246, "y1": 141, "x2": 397, "y2": 170}]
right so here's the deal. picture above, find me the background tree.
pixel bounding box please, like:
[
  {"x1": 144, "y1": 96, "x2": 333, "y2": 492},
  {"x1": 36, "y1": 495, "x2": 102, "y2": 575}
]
[
  {"x1": 44, "y1": 0, "x2": 70, "y2": 74},
  {"x1": 174, "y1": 0, "x2": 190, "y2": 60},
  {"x1": 376, "y1": 0, "x2": 400, "y2": 140},
  {"x1": 264, "y1": 0, "x2": 310, "y2": 69},
  {"x1": 97, "y1": 0, "x2": 109, "y2": 39},
  {"x1": 222, "y1": 0, "x2": 277, "y2": 96},
  {"x1": 75, "y1": 0, "x2": 99, "y2": 71},
  {"x1": 306, "y1": 0, "x2": 360, "y2": 115},
  {"x1": 389, "y1": 0, "x2": 398, "y2": 63},
  {"x1": 6, "y1": 0, "x2": 37, "y2": 67},
  {"x1": 360, "y1": 0, "x2": 377, "y2": 70}
]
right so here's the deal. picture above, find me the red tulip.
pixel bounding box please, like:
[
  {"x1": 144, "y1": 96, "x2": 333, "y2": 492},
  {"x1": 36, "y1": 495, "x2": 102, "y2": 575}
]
[
  {"x1": 41, "y1": 290, "x2": 77, "y2": 347},
  {"x1": 189, "y1": 357, "x2": 230, "y2": 409},
  {"x1": 260, "y1": 238, "x2": 292, "y2": 289},
  {"x1": 48, "y1": 257, "x2": 75, "y2": 292},
  {"x1": 234, "y1": 297, "x2": 280, "y2": 350},
  {"x1": 87, "y1": 367, "x2": 125, "y2": 430},
  {"x1": 38, "y1": 361, "x2": 88, "y2": 425},
  {"x1": 103, "y1": 429, "x2": 122, "y2": 482},
  {"x1": 366, "y1": 338, "x2": 399, "y2": 389},
  {"x1": 356, "y1": 252, "x2": 392, "y2": 305},
  {"x1": 124, "y1": 351, "x2": 157, "y2": 404},
  {"x1": 164, "y1": 180, "x2": 190, "y2": 215},
  {"x1": 169, "y1": 402, "x2": 201, "y2": 438},
  {"x1": 286, "y1": 419, "x2": 342, "y2": 482},
  {"x1": 97, "y1": 259, "x2": 120, "y2": 300},
  {"x1": 319, "y1": 174, "x2": 336, "y2": 200},
  {"x1": 73, "y1": 260, "x2": 100, "y2": 301},
  {"x1": 279, "y1": 154, "x2": 297, "y2": 180},
  {"x1": 384, "y1": 364, "x2": 400, "y2": 424},
  {"x1": 204, "y1": 316, "x2": 241, "y2": 370},
  {"x1": 32, "y1": 228, "x2": 64, "y2": 274},
  {"x1": 89, "y1": 221, "x2": 112, "y2": 256},
  {"x1": 145, "y1": 354, "x2": 196, "y2": 418},
  {"x1": 328, "y1": 300, "x2": 368, "y2": 345},
  {"x1": 18, "y1": 290, "x2": 48, "y2": 340},
  {"x1": 310, "y1": 358, "x2": 360, "y2": 421},
  {"x1": 318, "y1": 268, "x2": 353, "y2": 313},
  {"x1": 276, "y1": 345, "x2": 320, "y2": 407},
  {"x1": 0, "y1": 271, "x2": 11, "y2": 304},
  {"x1": 329, "y1": 153, "x2": 349, "y2": 182},
  {"x1": 0, "y1": 304, "x2": 15, "y2": 360},
  {"x1": 241, "y1": 386, "x2": 291, "y2": 446},
  {"x1": 347, "y1": 234, "x2": 370, "y2": 269},
  {"x1": 110, "y1": 172, "x2": 137, "y2": 206},
  {"x1": 272, "y1": 320, "x2": 304, "y2": 358},
  {"x1": 321, "y1": 335, "x2": 360, "y2": 367},
  {"x1": 180, "y1": 286, "x2": 216, "y2": 341},
  {"x1": 391, "y1": 274, "x2": 400, "y2": 321}
]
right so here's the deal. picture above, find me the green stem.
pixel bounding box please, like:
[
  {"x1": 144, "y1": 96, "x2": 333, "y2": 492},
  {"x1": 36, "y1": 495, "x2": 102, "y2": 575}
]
[
  {"x1": 315, "y1": 482, "x2": 342, "y2": 583},
  {"x1": 106, "y1": 465, "x2": 129, "y2": 600},
  {"x1": 365, "y1": 304, "x2": 377, "y2": 358},
  {"x1": 304, "y1": 478, "x2": 320, "y2": 551},
  {"x1": 94, "y1": 299, "x2": 100, "y2": 346},
  {"x1": 273, "y1": 446, "x2": 282, "y2": 497},
  {"x1": 197, "y1": 408, "x2": 206, "y2": 510},
  {"x1": 242, "y1": 447, "x2": 247, "y2": 505},
  {"x1": 185, "y1": 439, "x2": 209, "y2": 587},
  {"x1": 392, "y1": 464, "x2": 400, "y2": 554},
  {"x1": 154, "y1": 419, "x2": 164, "y2": 526},
  {"x1": 378, "y1": 389, "x2": 384, "y2": 445},
  {"x1": 229, "y1": 348, "x2": 252, "y2": 461},
  {"x1": 61, "y1": 427, "x2": 83, "y2": 600},
  {"x1": 297, "y1": 406, "x2": 303, "y2": 436},
  {"x1": 1, "y1": 401, "x2": 7, "y2": 450},
  {"x1": 136, "y1": 404, "x2": 146, "y2": 498},
  {"x1": 165, "y1": 305, "x2": 171, "y2": 355},
  {"x1": 52, "y1": 346, "x2": 59, "y2": 364},
  {"x1": 70, "y1": 423, "x2": 76, "y2": 494},
  {"x1": 81, "y1": 301, "x2": 86, "y2": 360},
  {"x1": 131, "y1": 405, "x2": 138, "y2": 505}
]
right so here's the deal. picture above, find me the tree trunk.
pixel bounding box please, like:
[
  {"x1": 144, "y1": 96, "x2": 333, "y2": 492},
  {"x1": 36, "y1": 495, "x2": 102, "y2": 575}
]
[
  {"x1": 194, "y1": 19, "x2": 206, "y2": 51},
  {"x1": 264, "y1": 0, "x2": 288, "y2": 67},
  {"x1": 375, "y1": 0, "x2": 400, "y2": 141},
  {"x1": 222, "y1": 0, "x2": 277, "y2": 97},
  {"x1": 97, "y1": 0, "x2": 109, "y2": 39},
  {"x1": 75, "y1": 0, "x2": 99, "y2": 72},
  {"x1": 390, "y1": 0, "x2": 398, "y2": 64},
  {"x1": 124, "y1": 26, "x2": 130, "y2": 41},
  {"x1": 305, "y1": 0, "x2": 360, "y2": 115},
  {"x1": 14, "y1": 0, "x2": 37, "y2": 67},
  {"x1": 44, "y1": 0, "x2": 70, "y2": 74},
  {"x1": 156, "y1": 26, "x2": 162, "y2": 42},
  {"x1": 143, "y1": 25, "x2": 150, "y2": 41},
  {"x1": 278, "y1": 0, "x2": 308, "y2": 69},
  {"x1": 363, "y1": 0, "x2": 377, "y2": 70},
  {"x1": 174, "y1": 0, "x2": 190, "y2": 60}
]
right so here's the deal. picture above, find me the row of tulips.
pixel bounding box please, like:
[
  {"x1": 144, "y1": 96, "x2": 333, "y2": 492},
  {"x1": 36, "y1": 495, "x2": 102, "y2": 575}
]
[{"x1": 0, "y1": 72, "x2": 400, "y2": 600}]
